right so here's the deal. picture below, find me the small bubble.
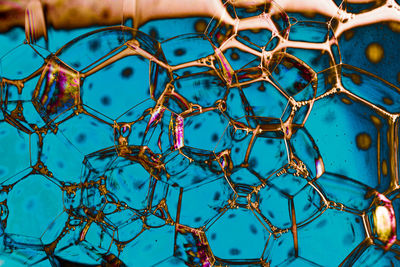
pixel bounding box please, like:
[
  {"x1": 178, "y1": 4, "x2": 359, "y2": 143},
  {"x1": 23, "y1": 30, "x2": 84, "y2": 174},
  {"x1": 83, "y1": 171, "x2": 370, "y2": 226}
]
[
  {"x1": 229, "y1": 248, "x2": 240, "y2": 255},
  {"x1": 88, "y1": 39, "x2": 100, "y2": 52},
  {"x1": 121, "y1": 67, "x2": 133, "y2": 78},
  {"x1": 174, "y1": 48, "x2": 186, "y2": 56},
  {"x1": 101, "y1": 96, "x2": 111, "y2": 106}
]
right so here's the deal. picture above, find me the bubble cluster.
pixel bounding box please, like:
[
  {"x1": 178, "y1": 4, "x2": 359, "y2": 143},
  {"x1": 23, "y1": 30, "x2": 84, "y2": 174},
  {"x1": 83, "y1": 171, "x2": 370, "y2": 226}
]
[{"x1": 1, "y1": 0, "x2": 400, "y2": 266}]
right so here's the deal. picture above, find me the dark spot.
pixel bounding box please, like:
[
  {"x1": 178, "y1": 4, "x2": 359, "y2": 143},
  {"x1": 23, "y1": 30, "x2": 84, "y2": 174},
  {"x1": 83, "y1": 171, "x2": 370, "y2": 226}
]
[
  {"x1": 72, "y1": 62, "x2": 81, "y2": 69},
  {"x1": 228, "y1": 213, "x2": 236, "y2": 219},
  {"x1": 213, "y1": 192, "x2": 220, "y2": 201},
  {"x1": 121, "y1": 67, "x2": 133, "y2": 78},
  {"x1": 211, "y1": 233, "x2": 216, "y2": 240},
  {"x1": 229, "y1": 248, "x2": 240, "y2": 255},
  {"x1": 101, "y1": 96, "x2": 111, "y2": 106},
  {"x1": 267, "y1": 211, "x2": 275, "y2": 219},
  {"x1": 194, "y1": 217, "x2": 201, "y2": 222},
  {"x1": 212, "y1": 133, "x2": 219, "y2": 142},
  {"x1": 174, "y1": 48, "x2": 186, "y2": 56},
  {"x1": 57, "y1": 161, "x2": 64, "y2": 168},
  {"x1": 249, "y1": 224, "x2": 258, "y2": 234},
  {"x1": 192, "y1": 176, "x2": 203, "y2": 184},
  {"x1": 317, "y1": 219, "x2": 327, "y2": 228},
  {"x1": 149, "y1": 28, "x2": 159, "y2": 39},
  {"x1": 76, "y1": 133, "x2": 86, "y2": 143},
  {"x1": 88, "y1": 39, "x2": 100, "y2": 52},
  {"x1": 203, "y1": 79, "x2": 210, "y2": 89},
  {"x1": 194, "y1": 123, "x2": 201, "y2": 129},
  {"x1": 249, "y1": 158, "x2": 257, "y2": 168}
]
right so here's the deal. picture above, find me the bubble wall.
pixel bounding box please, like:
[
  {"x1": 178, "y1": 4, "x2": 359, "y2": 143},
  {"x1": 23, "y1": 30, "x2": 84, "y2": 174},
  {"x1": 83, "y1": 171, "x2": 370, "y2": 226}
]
[{"x1": 1, "y1": 0, "x2": 400, "y2": 266}]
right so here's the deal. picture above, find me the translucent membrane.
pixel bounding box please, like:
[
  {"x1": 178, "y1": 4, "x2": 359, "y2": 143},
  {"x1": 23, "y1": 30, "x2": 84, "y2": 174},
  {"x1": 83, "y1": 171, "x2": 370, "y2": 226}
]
[{"x1": 1, "y1": 0, "x2": 400, "y2": 266}]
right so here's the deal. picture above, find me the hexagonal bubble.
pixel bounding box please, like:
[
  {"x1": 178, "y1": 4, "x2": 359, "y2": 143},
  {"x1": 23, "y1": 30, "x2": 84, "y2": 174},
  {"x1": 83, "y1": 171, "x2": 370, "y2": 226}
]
[
  {"x1": 297, "y1": 209, "x2": 366, "y2": 266},
  {"x1": 1, "y1": 172, "x2": 63, "y2": 254},
  {"x1": 180, "y1": 177, "x2": 232, "y2": 228},
  {"x1": 102, "y1": 157, "x2": 154, "y2": 211},
  {"x1": 205, "y1": 208, "x2": 270, "y2": 263},
  {"x1": 247, "y1": 135, "x2": 288, "y2": 180},
  {"x1": 31, "y1": 56, "x2": 80, "y2": 129},
  {"x1": 40, "y1": 131, "x2": 84, "y2": 183},
  {"x1": 0, "y1": 121, "x2": 31, "y2": 182},
  {"x1": 267, "y1": 52, "x2": 317, "y2": 102},
  {"x1": 81, "y1": 146, "x2": 165, "y2": 212},
  {"x1": 80, "y1": 52, "x2": 155, "y2": 120},
  {"x1": 306, "y1": 91, "x2": 393, "y2": 191},
  {"x1": 183, "y1": 109, "x2": 230, "y2": 152}
]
